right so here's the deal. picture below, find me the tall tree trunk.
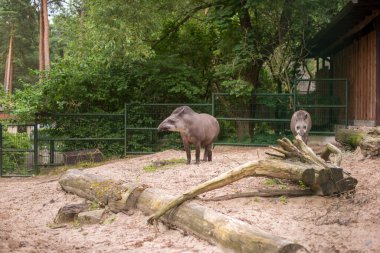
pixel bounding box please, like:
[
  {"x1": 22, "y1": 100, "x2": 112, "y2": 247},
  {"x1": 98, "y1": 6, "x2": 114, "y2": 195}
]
[
  {"x1": 42, "y1": 0, "x2": 50, "y2": 70},
  {"x1": 4, "y1": 32, "x2": 14, "y2": 94},
  {"x1": 39, "y1": 5, "x2": 44, "y2": 80}
]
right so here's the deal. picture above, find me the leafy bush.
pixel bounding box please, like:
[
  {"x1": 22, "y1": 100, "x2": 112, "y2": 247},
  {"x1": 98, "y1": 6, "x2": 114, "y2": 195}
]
[{"x1": 1, "y1": 130, "x2": 32, "y2": 175}]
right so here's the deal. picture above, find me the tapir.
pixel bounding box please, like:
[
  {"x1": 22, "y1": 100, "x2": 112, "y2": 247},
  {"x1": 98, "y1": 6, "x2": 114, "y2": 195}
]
[
  {"x1": 290, "y1": 110, "x2": 312, "y2": 144},
  {"x1": 157, "y1": 106, "x2": 220, "y2": 164}
]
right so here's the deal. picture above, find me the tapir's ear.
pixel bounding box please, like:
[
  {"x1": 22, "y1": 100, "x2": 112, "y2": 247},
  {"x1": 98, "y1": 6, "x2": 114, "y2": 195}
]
[
  {"x1": 175, "y1": 107, "x2": 186, "y2": 116},
  {"x1": 304, "y1": 114, "x2": 308, "y2": 120},
  {"x1": 178, "y1": 107, "x2": 186, "y2": 115}
]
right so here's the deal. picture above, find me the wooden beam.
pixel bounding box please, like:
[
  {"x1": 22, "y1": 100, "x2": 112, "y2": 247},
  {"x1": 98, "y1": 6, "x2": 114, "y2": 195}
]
[{"x1": 319, "y1": 10, "x2": 380, "y2": 57}]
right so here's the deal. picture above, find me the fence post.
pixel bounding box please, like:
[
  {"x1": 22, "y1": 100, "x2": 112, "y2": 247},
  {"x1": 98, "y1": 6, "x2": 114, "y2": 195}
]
[
  {"x1": 34, "y1": 123, "x2": 39, "y2": 175},
  {"x1": 50, "y1": 140, "x2": 55, "y2": 164},
  {"x1": 0, "y1": 124, "x2": 3, "y2": 177}
]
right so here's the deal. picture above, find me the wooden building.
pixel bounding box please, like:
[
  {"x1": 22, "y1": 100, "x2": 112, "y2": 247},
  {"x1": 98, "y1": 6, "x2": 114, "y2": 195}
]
[{"x1": 309, "y1": 0, "x2": 380, "y2": 126}]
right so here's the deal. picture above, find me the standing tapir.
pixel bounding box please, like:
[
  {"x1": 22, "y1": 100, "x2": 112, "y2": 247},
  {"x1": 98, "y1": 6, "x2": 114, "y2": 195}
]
[
  {"x1": 290, "y1": 110, "x2": 312, "y2": 144},
  {"x1": 157, "y1": 106, "x2": 220, "y2": 164}
]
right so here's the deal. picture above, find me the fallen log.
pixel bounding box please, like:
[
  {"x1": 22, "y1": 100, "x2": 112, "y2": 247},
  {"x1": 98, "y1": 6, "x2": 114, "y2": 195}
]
[
  {"x1": 54, "y1": 202, "x2": 89, "y2": 224},
  {"x1": 59, "y1": 169, "x2": 307, "y2": 253},
  {"x1": 336, "y1": 127, "x2": 380, "y2": 157},
  {"x1": 335, "y1": 129, "x2": 365, "y2": 149},
  {"x1": 203, "y1": 189, "x2": 315, "y2": 201},
  {"x1": 147, "y1": 136, "x2": 357, "y2": 225}
]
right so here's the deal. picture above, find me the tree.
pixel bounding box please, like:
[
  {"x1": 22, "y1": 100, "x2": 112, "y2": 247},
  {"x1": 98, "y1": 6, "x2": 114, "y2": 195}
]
[
  {"x1": 0, "y1": 0, "x2": 39, "y2": 92},
  {"x1": 37, "y1": 0, "x2": 50, "y2": 80},
  {"x1": 4, "y1": 0, "x2": 349, "y2": 119},
  {"x1": 3, "y1": 28, "x2": 14, "y2": 94}
]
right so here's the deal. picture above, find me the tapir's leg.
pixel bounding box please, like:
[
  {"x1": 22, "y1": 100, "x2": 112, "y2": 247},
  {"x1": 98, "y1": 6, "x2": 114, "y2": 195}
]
[
  {"x1": 183, "y1": 140, "x2": 191, "y2": 164},
  {"x1": 207, "y1": 144, "x2": 212, "y2": 161},
  {"x1": 203, "y1": 145, "x2": 209, "y2": 161},
  {"x1": 195, "y1": 142, "x2": 201, "y2": 164}
]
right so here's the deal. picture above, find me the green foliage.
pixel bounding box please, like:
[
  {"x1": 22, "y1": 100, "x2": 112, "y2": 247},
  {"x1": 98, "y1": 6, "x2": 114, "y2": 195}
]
[
  {"x1": 88, "y1": 201, "x2": 100, "y2": 211},
  {"x1": 278, "y1": 195, "x2": 288, "y2": 204},
  {"x1": 264, "y1": 178, "x2": 283, "y2": 186},
  {"x1": 7, "y1": 0, "x2": 349, "y2": 113},
  {"x1": 38, "y1": 114, "x2": 125, "y2": 157},
  {"x1": 2, "y1": 0, "x2": 351, "y2": 157},
  {"x1": 298, "y1": 180, "x2": 307, "y2": 189},
  {"x1": 1, "y1": 130, "x2": 32, "y2": 175}
]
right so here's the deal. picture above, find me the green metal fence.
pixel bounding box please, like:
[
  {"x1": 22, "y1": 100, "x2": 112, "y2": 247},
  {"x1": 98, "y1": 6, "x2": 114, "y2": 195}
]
[
  {"x1": 36, "y1": 113, "x2": 125, "y2": 167},
  {"x1": 294, "y1": 78, "x2": 349, "y2": 134},
  {"x1": 0, "y1": 78, "x2": 348, "y2": 176},
  {"x1": 0, "y1": 123, "x2": 38, "y2": 177},
  {"x1": 213, "y1": 92, "x2": 294, "y2": 146}
]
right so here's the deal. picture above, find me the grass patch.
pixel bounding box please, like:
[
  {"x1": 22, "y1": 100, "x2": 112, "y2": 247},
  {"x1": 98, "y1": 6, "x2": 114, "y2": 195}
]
[
  {"x1": 143, "y1": 158, "x2": 187, "y2": 173},
  {"x1": 264, "y1": 178, "x2": 288, "y2": 189}
]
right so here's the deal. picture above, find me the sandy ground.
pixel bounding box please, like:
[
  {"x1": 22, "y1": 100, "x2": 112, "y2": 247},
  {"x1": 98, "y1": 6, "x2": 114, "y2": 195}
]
[{"x1": 0, "y1": 145, "x2": 380, "y2": 253}]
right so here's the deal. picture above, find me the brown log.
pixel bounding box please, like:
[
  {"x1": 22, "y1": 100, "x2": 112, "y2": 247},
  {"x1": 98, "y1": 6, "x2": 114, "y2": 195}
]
[
  {"x1": 147, "y1": 136, "x2": 357, "y2": 225},
  {"x1": 336, "y1": 128, "x2": 380, "y2": 157},
  {"x1": 59, "y1": 169, "x2": 307, "y2": 253},
  {"x1": 54, "y1": 202, "x2": 89, "y2": 224},
  {"x1": 203, "y1": 189, "x2": 315, "y2": 201},
  {"x1": 320, "y1": 143, "x2": 342, "y2": 166},
  {"x1": 335, "y1": 129, "x2": 365, "y2": 149},
  {"x1": 58, "y1": 169, "x2": 146, "y2": 213}
]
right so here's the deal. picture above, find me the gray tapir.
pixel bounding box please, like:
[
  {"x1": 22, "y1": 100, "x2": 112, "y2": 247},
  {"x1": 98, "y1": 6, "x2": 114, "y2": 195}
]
[
  {"x1": 290, "y1": 110, "x2": 312, "y2": 144},
  {"x1": 157, "y1": 106, "x2": 220, "y2": 164}
]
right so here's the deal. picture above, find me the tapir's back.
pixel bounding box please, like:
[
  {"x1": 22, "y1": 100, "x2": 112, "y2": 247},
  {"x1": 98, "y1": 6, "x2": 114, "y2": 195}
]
[{"x1": 198, "y1": 113, "x2": 220, "y2": 144}]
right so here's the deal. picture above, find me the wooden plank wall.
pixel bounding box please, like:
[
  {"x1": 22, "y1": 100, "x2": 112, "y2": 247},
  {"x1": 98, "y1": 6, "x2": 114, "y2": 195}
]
[{"x1": 332, "y1": 29, "x2": 376, "y2": 122}]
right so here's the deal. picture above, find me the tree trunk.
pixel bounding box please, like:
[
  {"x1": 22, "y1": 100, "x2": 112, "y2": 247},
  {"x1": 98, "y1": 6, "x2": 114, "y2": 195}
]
[
  {"x1": 4, "y1": 32, "x2": 14, "y2": 94},
  {"x1": 59, "y1": 169, "x2": 307, "y2": 253},
  {"x1": 335, "y1": 129, "x2": 365, "y2": 149},
  {"x1": 42, "y1": 0, "x2": 50, "y2": 70},
  {"x1": 39, "y1": 5, "x2": 44, "y2": 80},
  {"x1": 336, "y1": 128, "x2": 380, "y2": 157}
]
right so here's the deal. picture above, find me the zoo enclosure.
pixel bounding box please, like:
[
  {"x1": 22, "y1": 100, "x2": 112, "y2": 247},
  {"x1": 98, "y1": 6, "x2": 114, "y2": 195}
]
[{"x1": 0, "y1": 79, "x2": 348, "y2": 176}]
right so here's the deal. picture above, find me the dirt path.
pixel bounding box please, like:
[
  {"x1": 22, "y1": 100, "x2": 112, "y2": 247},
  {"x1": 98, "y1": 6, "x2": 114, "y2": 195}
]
[{"x1": 1, "y1": 146, "x2": 379, "y2": 252}]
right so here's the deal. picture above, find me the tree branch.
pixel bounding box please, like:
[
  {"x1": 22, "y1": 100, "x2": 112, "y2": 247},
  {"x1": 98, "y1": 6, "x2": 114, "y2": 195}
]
[{"x1": 152, "y1": 2, "x2": 216, "y2": 49}]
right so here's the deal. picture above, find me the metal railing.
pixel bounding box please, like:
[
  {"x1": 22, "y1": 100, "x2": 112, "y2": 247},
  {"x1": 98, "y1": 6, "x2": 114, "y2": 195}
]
[{"x1": 0, "y1": 79, "x2": 348, "y2": 176}]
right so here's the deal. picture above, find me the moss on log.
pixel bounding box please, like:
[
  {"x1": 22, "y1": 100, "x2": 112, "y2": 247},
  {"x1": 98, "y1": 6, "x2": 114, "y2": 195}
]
[
  {"x1": 59, "y1": 169, "x2": 146, "y2": 213},
  {"x1": 336, "y1": 128, "x2": 380, "y2": 157},
  {"x1": 335, "y1": 129, "x2": 365, "y2": 149}
]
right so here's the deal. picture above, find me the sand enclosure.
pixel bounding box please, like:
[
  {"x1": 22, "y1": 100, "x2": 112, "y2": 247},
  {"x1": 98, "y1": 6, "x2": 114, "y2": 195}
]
[{"x1": 1, "y1": 145, "x2": 379, "y2": 252}]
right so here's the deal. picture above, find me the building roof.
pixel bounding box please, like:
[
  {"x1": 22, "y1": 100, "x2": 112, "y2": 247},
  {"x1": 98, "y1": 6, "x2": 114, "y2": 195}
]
[{"x1": 309, "y1": 0, "x2": 380, "y2": 58}]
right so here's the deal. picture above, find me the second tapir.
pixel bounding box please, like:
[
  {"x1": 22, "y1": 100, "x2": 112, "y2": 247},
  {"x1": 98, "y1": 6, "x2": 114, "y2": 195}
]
[
  {"x1": 158, "y1": 106, "x2": 220, "y2": 164},
  {"x1": 290, "y1": 110, "x2": 312, "y2": 144}
]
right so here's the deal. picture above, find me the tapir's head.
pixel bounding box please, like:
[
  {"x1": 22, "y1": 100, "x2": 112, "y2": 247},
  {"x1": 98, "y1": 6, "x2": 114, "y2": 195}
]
[
  {"x1": 157, "y1": 106, "x2": 193, "y2": 133},
  {"x1": 294, "y1": 112, "x2": 310, "y2": 142}
]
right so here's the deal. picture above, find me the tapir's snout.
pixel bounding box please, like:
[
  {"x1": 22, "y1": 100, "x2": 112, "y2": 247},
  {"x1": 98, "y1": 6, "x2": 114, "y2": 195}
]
[
  {"x1": 157, "y1": 122, "x2": 172, "y2": 132},
  {"x1": 158, "y1": 126, "x2": 169, "y2": 132}
]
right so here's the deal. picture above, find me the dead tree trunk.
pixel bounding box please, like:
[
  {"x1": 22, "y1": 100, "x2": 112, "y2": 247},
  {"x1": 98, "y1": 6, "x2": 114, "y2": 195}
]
[
  {"x1": 59, "y1": 169, "x2": 307, "y2": 253},
  {"x1": 336, "y1": 127, "x2": 380, "y2": 157},
  {"x1": 147, "y1": 136, "x2": 357, "y2": 225}
]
